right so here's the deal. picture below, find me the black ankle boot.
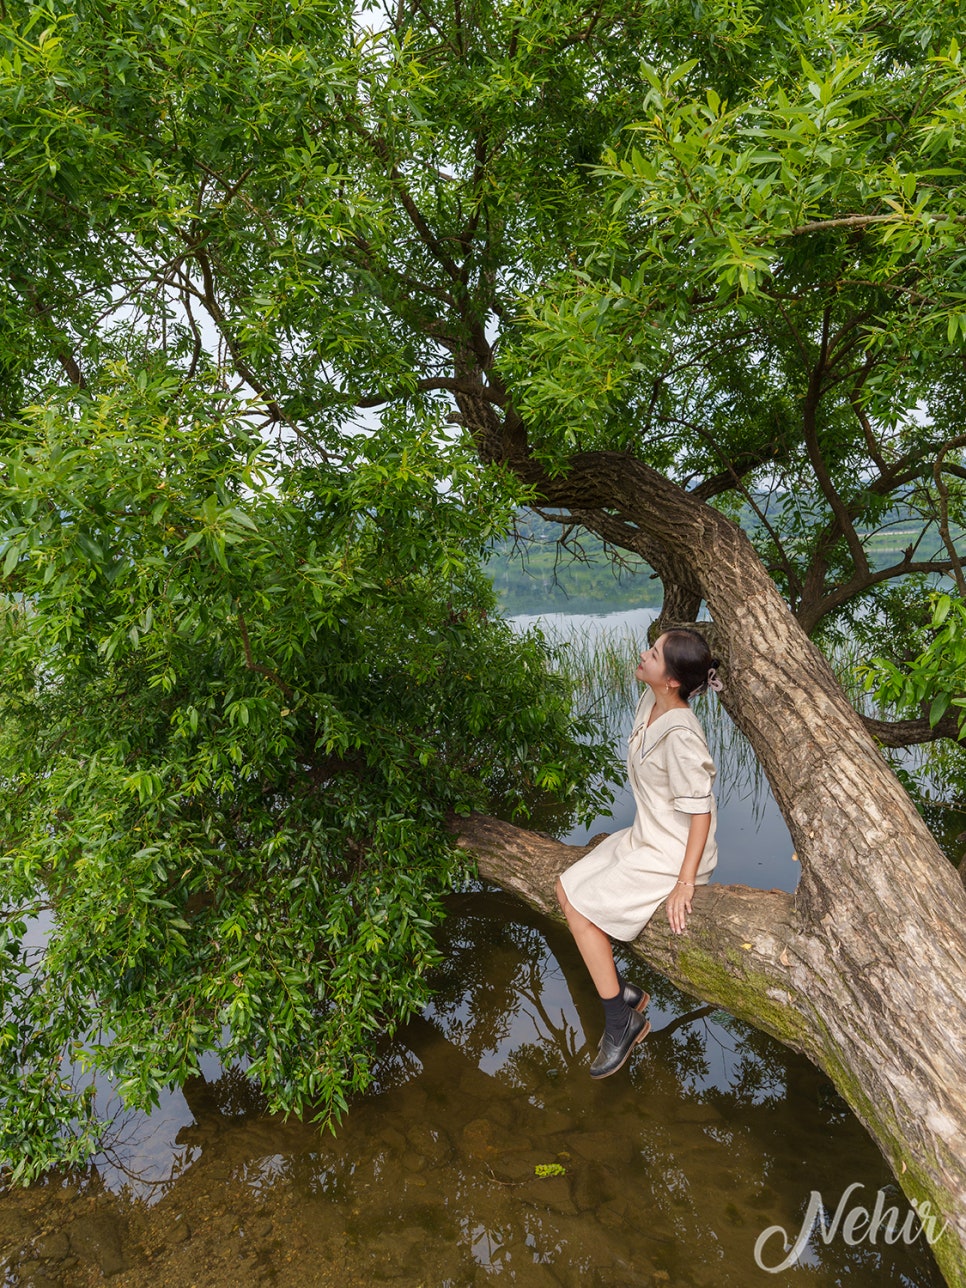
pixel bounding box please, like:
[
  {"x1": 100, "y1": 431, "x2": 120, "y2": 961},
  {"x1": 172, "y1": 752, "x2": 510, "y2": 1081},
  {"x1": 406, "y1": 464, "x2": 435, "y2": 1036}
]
[
  {"x1": 590, "y1": 1008, "x2": 650, "y2": 1079},
  {"x1": 620, "y1": 980, "x2": 650, "y2": 1013}
]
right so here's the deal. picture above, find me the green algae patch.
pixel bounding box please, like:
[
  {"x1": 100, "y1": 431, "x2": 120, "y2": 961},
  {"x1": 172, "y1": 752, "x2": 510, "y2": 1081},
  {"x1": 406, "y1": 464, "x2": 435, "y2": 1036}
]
[{"x1": 652, "y1": 939, "x2": 811, "y2": 1052}]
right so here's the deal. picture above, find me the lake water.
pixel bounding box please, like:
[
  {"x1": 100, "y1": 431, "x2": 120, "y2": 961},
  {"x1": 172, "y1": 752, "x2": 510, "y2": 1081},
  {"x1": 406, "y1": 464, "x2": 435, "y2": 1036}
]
[
  {"x1": 0, "y1": 610, "x2": 946, "y2": 1287},
  {"x1": 512, "y1": 609, "x2": 799, "y2": 891}
]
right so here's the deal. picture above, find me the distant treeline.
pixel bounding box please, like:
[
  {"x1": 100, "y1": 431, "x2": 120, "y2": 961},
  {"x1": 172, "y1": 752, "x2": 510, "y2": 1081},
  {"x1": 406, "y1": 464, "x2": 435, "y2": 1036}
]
[
  {"x1": 486, "y1": 504, "x2": 963, "y2": 614},
  {"x1": 485, "y1": 514, "x2": 662, "y2": 614}
]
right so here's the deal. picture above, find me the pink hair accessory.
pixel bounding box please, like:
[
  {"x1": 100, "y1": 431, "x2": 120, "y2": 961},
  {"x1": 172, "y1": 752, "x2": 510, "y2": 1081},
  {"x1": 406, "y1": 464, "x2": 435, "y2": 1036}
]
[{"x1": 706, "y1": 667, "x2": 723, "y2": 693}]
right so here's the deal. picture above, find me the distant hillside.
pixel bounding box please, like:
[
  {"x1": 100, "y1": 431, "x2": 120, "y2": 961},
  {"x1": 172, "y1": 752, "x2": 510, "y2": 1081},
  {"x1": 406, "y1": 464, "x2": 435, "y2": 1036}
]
[
  {"x1": 485, "y1": 504, "x2": 962, "y2": 615},
  {"x1": 485, "y1": 515, "x2": 661, "y2": 615}
]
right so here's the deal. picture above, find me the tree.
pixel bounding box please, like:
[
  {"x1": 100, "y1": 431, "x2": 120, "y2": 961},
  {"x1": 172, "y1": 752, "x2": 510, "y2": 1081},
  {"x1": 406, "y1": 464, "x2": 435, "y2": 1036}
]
[
  {"x1": 2, "y1": 0, "x2": 966, "y2": 1280},
  {"x1": 0, "y1": 376, "x2": 618, "y2": 1170},
  {"x1": 0, "y1": 0, "x2": 616, "y2": 1175}
]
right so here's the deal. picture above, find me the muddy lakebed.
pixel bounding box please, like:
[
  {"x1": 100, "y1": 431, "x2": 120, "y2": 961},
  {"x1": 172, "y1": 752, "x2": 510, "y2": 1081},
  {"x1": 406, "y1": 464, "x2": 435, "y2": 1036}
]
[{"x1": 1, "y1": 610, "x2": 951, "y2": 1286}]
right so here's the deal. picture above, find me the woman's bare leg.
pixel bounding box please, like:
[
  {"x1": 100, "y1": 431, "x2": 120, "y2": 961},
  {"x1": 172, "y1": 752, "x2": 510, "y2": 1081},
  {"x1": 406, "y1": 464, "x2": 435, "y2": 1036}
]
[{"x1": 555, "y1": 878, "x2": 620, "y2": 998}]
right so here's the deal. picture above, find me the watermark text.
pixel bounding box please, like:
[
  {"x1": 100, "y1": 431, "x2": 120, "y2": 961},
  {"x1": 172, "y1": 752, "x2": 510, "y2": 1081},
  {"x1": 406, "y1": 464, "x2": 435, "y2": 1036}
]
[{"x1": 754, "y1": 1183, "x2": 948, "y2": 1272}]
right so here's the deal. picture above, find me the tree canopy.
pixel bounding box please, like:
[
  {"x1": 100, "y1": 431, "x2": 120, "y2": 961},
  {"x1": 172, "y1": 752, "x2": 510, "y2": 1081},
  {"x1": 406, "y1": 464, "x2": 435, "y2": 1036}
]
[
  {"x1": 2, "y1": 0, "x2": 965, "y2": 1199},
  {"x1": 508, "y1": 0, "x2": 966, "y2": 640}
]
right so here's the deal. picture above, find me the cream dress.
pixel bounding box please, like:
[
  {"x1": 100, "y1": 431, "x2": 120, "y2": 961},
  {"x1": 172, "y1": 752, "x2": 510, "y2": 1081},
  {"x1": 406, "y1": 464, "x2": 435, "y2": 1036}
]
[{"x1": 559, "y1": 686, "x2": 717, "y2": 940}]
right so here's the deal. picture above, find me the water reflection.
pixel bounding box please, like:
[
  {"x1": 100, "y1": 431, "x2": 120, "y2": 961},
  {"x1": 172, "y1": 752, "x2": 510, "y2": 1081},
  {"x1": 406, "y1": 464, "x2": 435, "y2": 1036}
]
[
  {"x1": 2, "y1": 889, "x2": 942, "y2": 1286},
  {"x1": 0, "y1": 606, "x2": 952, "y2": 1286}
]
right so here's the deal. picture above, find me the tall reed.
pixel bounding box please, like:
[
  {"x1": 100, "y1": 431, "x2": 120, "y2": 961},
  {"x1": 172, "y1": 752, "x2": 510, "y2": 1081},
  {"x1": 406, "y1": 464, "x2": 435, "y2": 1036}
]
[{"x1": 546, "y1": 620, "x2": 966, "y2": 844}]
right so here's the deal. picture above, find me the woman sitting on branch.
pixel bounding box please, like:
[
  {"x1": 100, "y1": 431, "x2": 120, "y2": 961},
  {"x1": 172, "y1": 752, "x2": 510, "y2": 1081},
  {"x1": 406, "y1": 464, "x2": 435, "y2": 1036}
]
[{"x1": 556, "y1": 629, "x2": 722, "y2": 1078}]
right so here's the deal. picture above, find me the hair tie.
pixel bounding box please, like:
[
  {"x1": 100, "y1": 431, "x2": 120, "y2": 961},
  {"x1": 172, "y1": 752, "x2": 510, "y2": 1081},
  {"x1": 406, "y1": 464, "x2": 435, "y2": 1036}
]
[{"x1": 706, "y1": 666, "x2": 723, "y2": 693}]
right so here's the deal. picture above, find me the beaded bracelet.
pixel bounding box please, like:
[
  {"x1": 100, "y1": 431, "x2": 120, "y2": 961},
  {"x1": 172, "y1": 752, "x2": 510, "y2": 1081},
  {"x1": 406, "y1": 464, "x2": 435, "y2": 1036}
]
[{"x1": 676, "y1": 879, "x2": 694, "y2": 887}]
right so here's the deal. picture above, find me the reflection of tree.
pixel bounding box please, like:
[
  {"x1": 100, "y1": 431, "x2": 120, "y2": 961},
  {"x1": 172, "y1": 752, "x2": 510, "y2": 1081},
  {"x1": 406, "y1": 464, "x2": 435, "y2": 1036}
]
[
  {"x1": 496, "y1": 979, "x2": 591, "y2": 1089},
  {"x1": 426, "y1": 889, "x2": 566, "y2": 1066},
  {"x1": 627, "y1": 1003, "x2": 938, "y2": 1285},
  {"x1": 180, "y1": 1065, "x2": 268, "y2": 1122},
  {"x1": 48, "y1": 890, "x2": 942, "y2": 1288},
  {"x1": 363, "y1": 1045, "x2": 424, "y2": 1098},
  {"x1": 425, "y1": 893, "x2": 943, "y2": 1287}
]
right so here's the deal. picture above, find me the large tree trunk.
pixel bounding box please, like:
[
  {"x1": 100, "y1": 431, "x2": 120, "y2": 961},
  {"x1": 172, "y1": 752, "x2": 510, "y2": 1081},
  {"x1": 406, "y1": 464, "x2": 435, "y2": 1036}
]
[
  {"x1": 452, "y1": 811, "x2": 965, "y2": 1284},
  {"x1": 456, "y1": 404, "x2": 966, "y2": 1285}
]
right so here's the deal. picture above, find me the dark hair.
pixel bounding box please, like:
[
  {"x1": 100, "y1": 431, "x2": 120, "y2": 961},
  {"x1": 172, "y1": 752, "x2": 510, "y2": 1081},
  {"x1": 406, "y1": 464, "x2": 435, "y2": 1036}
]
[{"x1": 661, "y1": 629, "x2": 721, "y2": 702}]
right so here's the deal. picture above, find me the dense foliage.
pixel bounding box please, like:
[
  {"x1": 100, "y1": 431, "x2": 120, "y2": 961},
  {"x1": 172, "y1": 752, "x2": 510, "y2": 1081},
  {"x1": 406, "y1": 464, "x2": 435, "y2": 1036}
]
[
  {"x1": 861, "y1": 595, "x2": 966, "y2": 733},
  {"x1": 504, "y1": 3, "x2": 966, "y2": 621},
  {"x1": 2, "y1": 0, "x2": 965, "y2": 1179},
  {"x1": 0, "y1": 379, "x2": 614, "y2": 1177}
]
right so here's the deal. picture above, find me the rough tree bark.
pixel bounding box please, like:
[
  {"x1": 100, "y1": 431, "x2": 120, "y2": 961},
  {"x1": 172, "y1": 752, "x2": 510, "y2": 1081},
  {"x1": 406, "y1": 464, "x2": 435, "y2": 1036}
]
[{"x1": 455, "y1": 396, "x2": 966, "y2": 1286}]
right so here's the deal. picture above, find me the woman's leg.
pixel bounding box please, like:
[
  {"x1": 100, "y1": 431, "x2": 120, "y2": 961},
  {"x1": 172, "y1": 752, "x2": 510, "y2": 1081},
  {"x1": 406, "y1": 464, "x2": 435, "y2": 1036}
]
[
  {"x1": 556, "y1": 877, "x2": 649, "y2": 1078},
  {"x1": 555, "y1": 878, "x2": 620, "y2": 998}
]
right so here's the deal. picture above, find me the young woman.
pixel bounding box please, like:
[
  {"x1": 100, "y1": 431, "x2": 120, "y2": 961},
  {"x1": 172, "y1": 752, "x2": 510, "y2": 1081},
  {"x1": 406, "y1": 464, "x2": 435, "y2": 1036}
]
[{"x1": 556, "y1": 628, "x2": 721, "y2": 1079}]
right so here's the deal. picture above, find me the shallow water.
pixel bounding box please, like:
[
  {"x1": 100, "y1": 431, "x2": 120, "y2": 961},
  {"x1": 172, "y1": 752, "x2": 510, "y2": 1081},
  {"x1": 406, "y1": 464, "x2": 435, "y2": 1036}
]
[
  {"x1": 0, "y1": 608, "x2": 953, "y2": 1286},
  {"x1": 0, "y1": 887, "x2": 945, "y2": 1286}
]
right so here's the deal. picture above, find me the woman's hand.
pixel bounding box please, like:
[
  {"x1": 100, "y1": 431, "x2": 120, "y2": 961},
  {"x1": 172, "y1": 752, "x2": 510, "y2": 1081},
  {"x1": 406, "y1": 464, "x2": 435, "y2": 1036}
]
[
  {"x1": 668, "y1": 813, "x2": 710, "y2": 934},
  {"x1": 666, "y1": 881, "x2": 693, "y2": 934}
]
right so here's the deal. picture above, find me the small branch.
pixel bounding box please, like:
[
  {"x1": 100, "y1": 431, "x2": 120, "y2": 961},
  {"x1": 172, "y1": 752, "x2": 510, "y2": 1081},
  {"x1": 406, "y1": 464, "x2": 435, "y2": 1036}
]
[
  {"x1": 800, "y1": 361, "x2": 870, "y2": 586},
  {"x1": 848, "y1": 369, "x2": 889, "y2": 475},
  {"x1": 786, "y1": 213, "x2": 905, "y2": 236},
  {"x1": 351, "y1": 119, "x2": 465, "y2": 286},
  {"x1": 534, "y1": 504, "x2": 672, "y2": 580},
  {"x1": 933, "y1": 435, "x2": 966, "y2": 599},
  {"x1": 682, "y1": 420, "x2": 803, "y2": 603},
  {"x1": 180, "y1": 242, "x2": 326, "y2": 458},
  {"x1": 191, "y1": 159, "x2": 255, "y2": 204},
  {"x1": 178, "y1": 268, "x2": 204, "y2": 382},
  {"x1": 236, "y1": 610, "x2": 294, "y2": 700},
  {"x1": 15, "y1": 277, "x2": 88, "y2": 390},
  {"x1": 772, "y1": 296, "x2": 810, "y2": 367}
]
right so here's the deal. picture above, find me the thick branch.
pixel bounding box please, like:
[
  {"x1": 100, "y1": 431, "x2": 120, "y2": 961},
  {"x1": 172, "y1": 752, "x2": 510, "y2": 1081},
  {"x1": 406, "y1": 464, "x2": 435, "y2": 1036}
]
[
  {"x1": 354, "y1": 376, "x2": 505, "y2": 410},
  {"x1": 863, "y1": 710, "x2": 965, "y2": 747},
  {"x1": 449, "y1": 815, "x2": 800, "y2": 1054},
  {"x1": 451, "y1": 812, "x2": 966, "y2": 1285},
  {"x1": 54, "y1": 348, "x2": 86, "y2": 391}
]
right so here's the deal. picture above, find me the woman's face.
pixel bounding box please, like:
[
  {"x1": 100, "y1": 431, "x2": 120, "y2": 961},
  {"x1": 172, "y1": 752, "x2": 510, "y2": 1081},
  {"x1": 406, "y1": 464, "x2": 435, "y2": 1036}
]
[{"x1": 635, "y1": 634, "x2": 675, "y2": 690}]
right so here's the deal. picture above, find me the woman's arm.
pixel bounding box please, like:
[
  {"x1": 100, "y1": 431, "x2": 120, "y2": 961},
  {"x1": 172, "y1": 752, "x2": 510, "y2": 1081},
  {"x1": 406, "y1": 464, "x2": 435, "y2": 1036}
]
[{"x1": 666, "y1": 811, "x2": 711, "y2": 935}]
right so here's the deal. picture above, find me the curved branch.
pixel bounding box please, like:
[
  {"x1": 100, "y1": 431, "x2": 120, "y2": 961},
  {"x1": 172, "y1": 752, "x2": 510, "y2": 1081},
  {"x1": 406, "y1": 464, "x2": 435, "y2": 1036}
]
[
  {"x1": 862, "y1": 710, "x2": 964, "y2": 747},
  {"x1": 354, "y1": 376, "x2": 505, "y2": 410},
  {"x1": 799, "y1": 553, "x2": 965, "y2": 633}
]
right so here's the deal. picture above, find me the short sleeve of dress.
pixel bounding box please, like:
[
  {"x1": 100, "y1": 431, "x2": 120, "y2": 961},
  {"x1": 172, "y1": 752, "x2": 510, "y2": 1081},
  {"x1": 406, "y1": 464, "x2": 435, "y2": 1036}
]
[{"x1": 665, "y1": 728, "x2": 715, "y2": 815}]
